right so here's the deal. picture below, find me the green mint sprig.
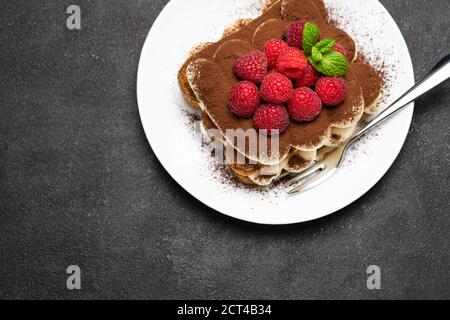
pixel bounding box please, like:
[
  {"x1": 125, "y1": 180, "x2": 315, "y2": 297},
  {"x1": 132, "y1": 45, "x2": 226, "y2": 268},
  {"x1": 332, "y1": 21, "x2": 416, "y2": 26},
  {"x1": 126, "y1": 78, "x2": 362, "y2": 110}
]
[
  {"x1": 301, "y1": 23, "x2": 349, "y2": 77},
  {"x1": 315, "y1": 38, "x2": 336, "y2": 53},
  {"x1": 308, "y1": 52, "x2": 349, "y2": 77},
  {"x1": 302, "y1": 23, "x2": 320, "y2": 55}
]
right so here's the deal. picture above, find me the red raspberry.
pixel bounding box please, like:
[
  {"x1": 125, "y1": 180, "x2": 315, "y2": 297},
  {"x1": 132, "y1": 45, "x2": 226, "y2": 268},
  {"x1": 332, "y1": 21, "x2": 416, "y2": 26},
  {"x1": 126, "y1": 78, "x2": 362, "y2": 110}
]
[
  {"x1": 276, "y1": 47, "x2": 308, "y2": 80},
  {"x1": 333, "y1": 43, "x2": 347, "y2": 57},
  {"x1": 295, "y1": 64, "x2": 320, "y2": 87},
  {"x1": 285, "y1": 21, "x2": 307, "y2": 49},
  {"x1": 233, "y1": 51, "x2": 268, "y2": 84},
  {"x1": 260, "y1": 72, "x2": 293, "y2": 104},
  {"x1": 264, "y1": 39, "x2": 288, "y2": 69},
  {"x1": 315, "y1": 77, "x2": 347, "y2": 106},
  {"x1": 229, "y1": 81, "x2": 261, "y2": 118},
  {"x1": 253, "y1": 104, "x2": 290, "y2": 135},
  {"x1": 288, "y1": 88, "x2": 322, "y2": 122}
]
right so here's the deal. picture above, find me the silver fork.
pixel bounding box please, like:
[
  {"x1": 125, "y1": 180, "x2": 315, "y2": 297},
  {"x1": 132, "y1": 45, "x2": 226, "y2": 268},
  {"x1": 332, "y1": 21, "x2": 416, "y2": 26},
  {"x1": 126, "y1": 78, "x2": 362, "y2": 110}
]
[{"x1": 286, "y1": 54, "x2": 450, "y2": 195}]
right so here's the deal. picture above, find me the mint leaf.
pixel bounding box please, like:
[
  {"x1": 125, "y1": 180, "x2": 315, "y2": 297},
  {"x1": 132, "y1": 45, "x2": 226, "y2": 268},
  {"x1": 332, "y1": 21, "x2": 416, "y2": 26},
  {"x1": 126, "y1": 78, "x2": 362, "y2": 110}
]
[
  {"x1": 315, "y1": 38, "x2": 336, "y2": 54},
  {"x1": 309, "y1": 51, "x2": 349, "y2": 76},
  {"x1": 311, "y1": 47, "x2": 323, "y2": 62},
  {"x1": 302, "y1": 22, "x2": 320, "y2": 55}
]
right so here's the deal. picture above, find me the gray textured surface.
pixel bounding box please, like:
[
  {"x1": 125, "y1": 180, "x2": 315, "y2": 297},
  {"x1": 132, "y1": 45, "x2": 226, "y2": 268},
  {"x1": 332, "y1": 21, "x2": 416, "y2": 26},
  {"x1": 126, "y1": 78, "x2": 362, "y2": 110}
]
[{"x1": 0, "y1": 0, "x2": 449, "y2": 300}]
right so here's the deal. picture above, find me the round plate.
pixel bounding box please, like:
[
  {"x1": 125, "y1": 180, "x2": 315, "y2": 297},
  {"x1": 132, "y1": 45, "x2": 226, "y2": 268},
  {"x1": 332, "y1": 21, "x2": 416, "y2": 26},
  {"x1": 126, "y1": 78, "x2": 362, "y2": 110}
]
[{"x1": 137, "y1": 0, "x2": 414, "y2": 225}]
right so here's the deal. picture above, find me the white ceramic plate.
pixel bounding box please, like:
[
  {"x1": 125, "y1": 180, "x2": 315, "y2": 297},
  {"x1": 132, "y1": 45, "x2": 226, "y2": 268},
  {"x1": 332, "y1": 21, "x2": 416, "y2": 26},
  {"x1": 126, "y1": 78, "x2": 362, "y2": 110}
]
[{"x1": 137, "y1": 0, "x2": 414, "y2": 225}]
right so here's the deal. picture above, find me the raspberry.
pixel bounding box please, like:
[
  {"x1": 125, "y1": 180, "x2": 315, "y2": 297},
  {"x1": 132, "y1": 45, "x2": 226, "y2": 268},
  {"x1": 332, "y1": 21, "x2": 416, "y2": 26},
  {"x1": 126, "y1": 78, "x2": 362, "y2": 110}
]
[
  {"x1": 285, "y1": 21, "x2": 307, "y2": 49},
  {"x1": 233, "y1": 51, "x2": 268, "y2": 84},
  {"x1": 276, "y1": 47, "x2": 308, "y2": 80},
  {"x1": 253, "y1": 104, "x2": 290, "y2": 135},
  {"x1": 260, "y1": 72, "x2": 293, "y2": 104},
  {"x1": 264, "y1": 39, "x2": 288, "y2": 69},
  {"x1": 333, "y1": 43, "x2": 347, "y2": 57},
  {"x1": 295, "y1": 64, "x2": 320, "y2": 87},
  {"x1": 228, "y1": 81, "x2": 261, "y2": 118},
  {"x1": 315, "y1": 77, "x2": 347, "y2": 106},
  {"x1": 288, "y1": 88, "x2": 322, "y2": 122}
]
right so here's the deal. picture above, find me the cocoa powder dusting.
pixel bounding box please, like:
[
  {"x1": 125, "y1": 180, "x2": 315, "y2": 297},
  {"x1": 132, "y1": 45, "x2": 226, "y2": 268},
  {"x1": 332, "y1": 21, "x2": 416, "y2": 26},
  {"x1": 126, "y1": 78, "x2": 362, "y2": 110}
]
[
  {"x1": 352, "y1": 56, "x2": 383, "y2": 108},
  {"x1": 252, "y1": 19, "x2": 290, "y2": 50}
]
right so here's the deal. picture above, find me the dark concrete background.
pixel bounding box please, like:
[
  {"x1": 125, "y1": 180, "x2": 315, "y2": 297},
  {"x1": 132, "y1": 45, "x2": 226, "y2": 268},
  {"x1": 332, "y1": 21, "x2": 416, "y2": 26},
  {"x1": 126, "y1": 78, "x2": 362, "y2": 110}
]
[{"x1": 0, "y1": 0, "x2": 449, "y2": 300}]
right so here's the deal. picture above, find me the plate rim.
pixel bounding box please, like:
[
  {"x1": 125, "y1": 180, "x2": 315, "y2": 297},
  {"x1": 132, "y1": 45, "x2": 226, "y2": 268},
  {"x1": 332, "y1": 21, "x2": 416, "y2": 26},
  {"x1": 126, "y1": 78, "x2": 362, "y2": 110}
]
[{"x1": 137, "y1": 0, "x2": 415, "y2": 225}]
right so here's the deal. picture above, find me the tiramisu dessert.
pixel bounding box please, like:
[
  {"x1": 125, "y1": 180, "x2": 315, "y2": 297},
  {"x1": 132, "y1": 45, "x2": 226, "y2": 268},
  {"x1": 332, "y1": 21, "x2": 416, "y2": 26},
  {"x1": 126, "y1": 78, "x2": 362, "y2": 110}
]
[{"x1": 178, "y1": 0, "x2": 382, "y2": 186}]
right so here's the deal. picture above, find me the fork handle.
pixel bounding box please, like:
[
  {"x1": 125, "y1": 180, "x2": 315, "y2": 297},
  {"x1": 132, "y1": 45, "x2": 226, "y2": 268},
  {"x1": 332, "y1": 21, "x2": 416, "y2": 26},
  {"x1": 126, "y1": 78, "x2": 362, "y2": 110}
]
[{"x1": 350, "y1": 54, "x2": 450, "y2": 143}]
